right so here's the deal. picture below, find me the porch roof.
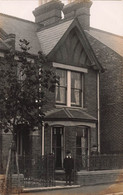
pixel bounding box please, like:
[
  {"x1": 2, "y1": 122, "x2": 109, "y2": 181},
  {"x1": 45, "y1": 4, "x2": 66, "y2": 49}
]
[{"x1": 45, "y1": 107, "x2": 97, "y2": 123}]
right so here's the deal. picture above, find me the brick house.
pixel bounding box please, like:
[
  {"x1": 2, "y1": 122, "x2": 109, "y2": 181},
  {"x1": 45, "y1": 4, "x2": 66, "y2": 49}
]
[
  {"x1": 86, "y1": 30, "x2": 123, "y2": 154},
  {"x1": 0, "y1": 0, "x2": 123, "y2": 171},
  {"x1": 0, "y1": 17, "x2": 41, "y2": 167}
]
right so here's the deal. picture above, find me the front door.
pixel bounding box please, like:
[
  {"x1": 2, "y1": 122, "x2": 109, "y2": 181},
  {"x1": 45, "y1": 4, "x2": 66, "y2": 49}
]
[{"x1": 52, "y1": 127, "x2": 64, "y2": 169}]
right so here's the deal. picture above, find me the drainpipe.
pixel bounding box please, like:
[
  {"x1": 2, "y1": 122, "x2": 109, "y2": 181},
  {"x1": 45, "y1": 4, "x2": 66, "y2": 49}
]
[
  {"x1": 42, "y1": 122, "x2": 44, "y2": 155},
  {"x1": 97, "y1": 72, "x2": 100, "y2": 153}
]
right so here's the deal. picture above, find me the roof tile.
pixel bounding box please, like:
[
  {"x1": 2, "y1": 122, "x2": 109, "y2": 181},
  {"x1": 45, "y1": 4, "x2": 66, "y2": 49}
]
[
  {"x1": 86, "y1": 28, "x2": 123, "y2": 57},
  {"x1": 45, "y1": 107, "x2": 97, "y2": 122},
  {"x1": 0, "y1": 13, "x2": 41, "y2": 55},
  {"x1": 37, "y1": 19, "x2": 73, "y2": 55}
]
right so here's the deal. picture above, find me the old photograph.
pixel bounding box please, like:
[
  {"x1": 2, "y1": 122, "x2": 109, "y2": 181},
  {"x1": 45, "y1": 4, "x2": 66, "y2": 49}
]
[{"x1": 0, "y1": 0, "x2": 123, "y2": 194}]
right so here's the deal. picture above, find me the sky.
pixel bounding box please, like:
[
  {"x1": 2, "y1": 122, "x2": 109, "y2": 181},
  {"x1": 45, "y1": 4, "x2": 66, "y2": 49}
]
[{"x1": 0, "y1": 0, "x2": 123, "y2": 36}]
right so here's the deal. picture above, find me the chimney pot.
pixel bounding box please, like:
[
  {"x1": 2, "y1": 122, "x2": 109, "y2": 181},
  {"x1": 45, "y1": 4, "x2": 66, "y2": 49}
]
[
  {"x1": 63, "y1": 1, "x2": 92, "y2": 30},
  {"x1": 33, "y1": 0, "x2": 64, "y2": 26}
]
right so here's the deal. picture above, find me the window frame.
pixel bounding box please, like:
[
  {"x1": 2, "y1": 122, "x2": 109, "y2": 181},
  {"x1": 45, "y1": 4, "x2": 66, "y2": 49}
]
[
  {"x1": 55, "y1": 69, "x2": 67, "y2": 105},
  {"x1": 55, "y1": 68, "x2": 84, "y2": 108},
  {"x1": 71, "y1": 71, "x2": 82, "y2": 107}
]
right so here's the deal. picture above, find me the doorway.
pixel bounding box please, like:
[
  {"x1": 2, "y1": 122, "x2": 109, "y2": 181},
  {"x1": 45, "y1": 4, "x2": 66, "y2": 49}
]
[
  {"x1": 52, "y1": 127, "x2": 64, "y2": 169},
  {"x1": 15, "y1": 124, "x2": 30, "y2": 155}
]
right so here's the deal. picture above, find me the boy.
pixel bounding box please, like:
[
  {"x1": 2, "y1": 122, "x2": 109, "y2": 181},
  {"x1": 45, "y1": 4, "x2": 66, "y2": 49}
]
[{"x1": 63, "y1": 151, "x2": 74, "y2": 185}]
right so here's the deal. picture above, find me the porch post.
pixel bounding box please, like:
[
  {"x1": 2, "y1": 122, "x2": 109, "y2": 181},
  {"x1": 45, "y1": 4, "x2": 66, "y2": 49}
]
[{"x1": 42, "y1": 122, "x2": 44, "y2": 155}]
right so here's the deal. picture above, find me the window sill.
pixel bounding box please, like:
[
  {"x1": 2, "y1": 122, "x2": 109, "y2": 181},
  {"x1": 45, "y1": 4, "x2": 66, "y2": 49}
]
[{"x1": 55, "y1": 104, "x2": 87, "y2": 111}]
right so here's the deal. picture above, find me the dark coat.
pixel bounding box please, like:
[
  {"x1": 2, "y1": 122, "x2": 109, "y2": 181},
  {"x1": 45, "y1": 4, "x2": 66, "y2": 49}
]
[{"x1": 63, "y1": 157, "x2": 74, "y2": 173}]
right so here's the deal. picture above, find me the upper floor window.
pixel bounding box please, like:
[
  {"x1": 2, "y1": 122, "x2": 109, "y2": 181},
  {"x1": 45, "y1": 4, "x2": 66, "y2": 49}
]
[
  {"x1": 71, "y1": 72, "x2": 82, "y2": 106},
  {"x1": 56, "y1": 69, "x2": 67, "y2": 105},
  {"x1": 56, "y1": 69, "x2": 83, "y2": 107}
]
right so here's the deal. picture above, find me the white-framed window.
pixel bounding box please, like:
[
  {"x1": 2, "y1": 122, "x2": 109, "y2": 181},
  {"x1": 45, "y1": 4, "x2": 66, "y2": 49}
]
[{"x1": 55, "y1": 68, "x2": 84, "y2": 107}]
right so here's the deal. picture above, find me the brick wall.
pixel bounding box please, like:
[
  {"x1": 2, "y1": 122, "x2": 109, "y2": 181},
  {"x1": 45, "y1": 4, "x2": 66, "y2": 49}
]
[
  {"x1": 43, "y1": 90, "x2": 55, "y2": 113},
  {"x1": 90, "y1": 127, "x2": 97, "y2": 149},
  {"x1": 86, "y1": 33, "x2": 123, "y2": 154},
  {"x1": 65, "y1": 127, "x2": 76, "y2": 156},
  {"x1": 1, "y1": 132, "x2": 12, "y2": 171},
  {"x1": 44, "y1": 126, "x2": 51, "y2": 154},
  {"x1": 31, "y1": 131, "x2": 41, "y2": 155},
  {"x1": 84, "y1": 68, "x2": 97, "y2": 118},
  {"x1": 77, "y1": 170, "x2": 122, "y2": 186},
  {"x1": 2, "y1": 132, "x2": 12, "y2": 157},
  {"x1": 0, "y1": 127, "x2": 2, "y2": 157}
]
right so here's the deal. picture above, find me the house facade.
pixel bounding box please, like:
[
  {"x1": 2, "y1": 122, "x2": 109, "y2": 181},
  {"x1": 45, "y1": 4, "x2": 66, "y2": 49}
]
[
  {"x1": 33, "y1": 0, "x2": 104, "y2": 169},
  {"x1": 0, "y1": 0, "x2": 123, "y2": 172}
]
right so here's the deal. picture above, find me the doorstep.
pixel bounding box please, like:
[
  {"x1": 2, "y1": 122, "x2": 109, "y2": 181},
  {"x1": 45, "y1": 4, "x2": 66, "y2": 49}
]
[{"x1": 23, "y1": 184, "x2": 81, "y2": 193}]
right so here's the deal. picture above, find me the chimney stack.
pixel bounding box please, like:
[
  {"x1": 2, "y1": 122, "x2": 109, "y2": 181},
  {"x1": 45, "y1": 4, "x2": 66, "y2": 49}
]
[
  {"x1": 63, "y1": 0, "x2": 92, "y2": 30},
  {"x1": 33, "y1": 0, "x2": 64, "y2": 26}
]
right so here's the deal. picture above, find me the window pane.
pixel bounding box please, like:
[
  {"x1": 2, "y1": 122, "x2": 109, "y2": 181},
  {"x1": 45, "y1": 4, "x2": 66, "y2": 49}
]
[
  {"x1": 56, "y1": 69, "x2": 66, "y2": 87},
  {"x1": 71, "y1": 72, "x2": 81, "y2": 89},
  {"x1": 56, "y1": 86, "x2": 66, "y2": 104},
  {"x1": 56, "y1": 69, "x2": 67, "y2": 104},
  {"x1": 71, "y1": 72, "x2": 82, "y2": 106},
  {"x1": 71, "y1": 89, "x2": 81, "y2": 106}
]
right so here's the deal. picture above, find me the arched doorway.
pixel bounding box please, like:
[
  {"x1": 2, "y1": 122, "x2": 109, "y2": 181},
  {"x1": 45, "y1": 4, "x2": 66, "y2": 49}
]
[{"x1": 52, "y1": 126, "x2": 64, "y2": 169}]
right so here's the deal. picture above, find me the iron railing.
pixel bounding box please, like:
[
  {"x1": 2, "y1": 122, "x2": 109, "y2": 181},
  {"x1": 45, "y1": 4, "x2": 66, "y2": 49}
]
[
  {"x1": 1, "y1": 153, "x2": 123, "y2": 193},
  {"x1": 18, "y1": 154, "x2": 55, "y2": 187},
  {"x1": 0, "y1": 153, "x2": 55, "y2": 194},
  {"x1": 74, "y1": 155, "x2": 88, "y2": 171},
  {"x1": 89, "y1": 154, "x2": 123, "y2": 171},
  {"x1": 74, "y1": 154, "x2": 123, "y2": 171},
  {"x1": 1, "y1": 153, "x2": 123, "y2": 175}
]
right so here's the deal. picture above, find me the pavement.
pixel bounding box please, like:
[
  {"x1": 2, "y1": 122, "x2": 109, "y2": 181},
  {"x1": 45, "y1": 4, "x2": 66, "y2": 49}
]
[
  {"x1": 6, "y1": 169, "x2": 123, "y2": 195},
  {"x1": 23, "y1": 184, "x2": 81, "y2": 193},
  {"x1": 9, "y1": 180, "x2": 123, "y2": 195}
]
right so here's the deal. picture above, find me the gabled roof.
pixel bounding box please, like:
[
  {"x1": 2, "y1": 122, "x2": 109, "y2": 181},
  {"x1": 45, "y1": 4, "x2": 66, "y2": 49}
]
[
  {"x1": 0, "y1": 13, "x2": 41, "y2": 55},
  {"x1": 37, "y1": 18, "x2": 104, "y2": 72},
  {"x1": 37, "y1": 19, "x2": 73, "y2": 55},
  {"x1": 87, "y1": 28, "x2": 123, "y2": 57},
  {"x1": 45, "y1": 107, "x2": 97, "y2": 123}
]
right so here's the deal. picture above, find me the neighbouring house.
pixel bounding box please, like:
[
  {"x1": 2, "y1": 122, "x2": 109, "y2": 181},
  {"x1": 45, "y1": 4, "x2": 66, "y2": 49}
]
[
  {"x1": 86, "y1": 30, "x2": 123, "y2": 154},
  {"x1": 0, "y1": 18, "x2": 43, "y2": 175},
  {"x1": 0, "y1": 0, "x2": 123, "y2": 173}
]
